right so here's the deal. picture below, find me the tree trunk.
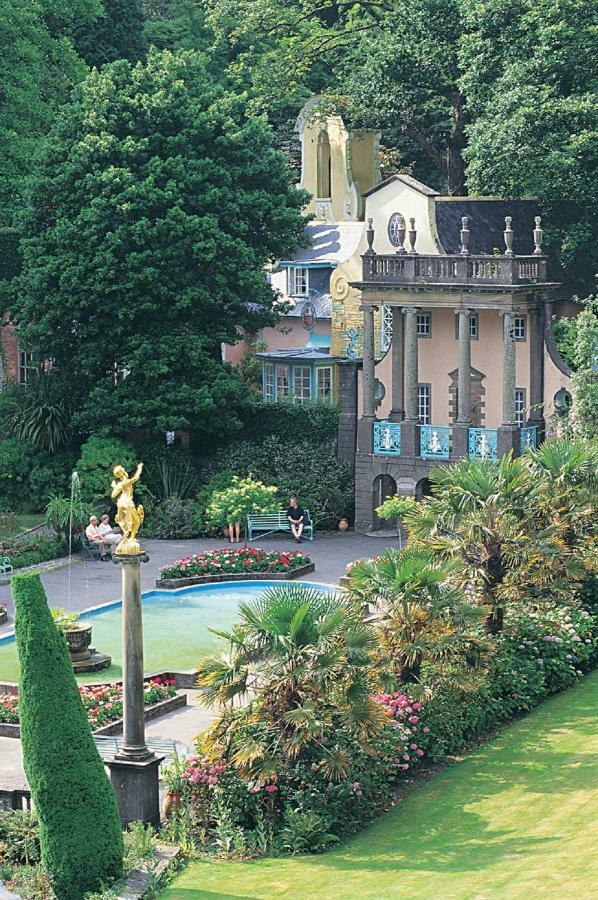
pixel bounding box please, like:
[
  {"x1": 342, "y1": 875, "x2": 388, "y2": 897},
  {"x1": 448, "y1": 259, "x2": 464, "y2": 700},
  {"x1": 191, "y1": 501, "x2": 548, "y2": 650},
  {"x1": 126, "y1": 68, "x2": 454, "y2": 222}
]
[
  {"x1": 484, "y1": 606, "x2": 504, "y2": 635},
  {"x1": 446, "y1": 91, "x2": 467, "y2": 196}
]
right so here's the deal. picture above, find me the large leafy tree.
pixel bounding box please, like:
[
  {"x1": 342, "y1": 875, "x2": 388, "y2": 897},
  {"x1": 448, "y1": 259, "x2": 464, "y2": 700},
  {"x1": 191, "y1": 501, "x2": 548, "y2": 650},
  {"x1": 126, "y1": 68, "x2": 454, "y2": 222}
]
[
  {"x1": 0, "y1": 0, "x2": 98, "y2": 224},
  {"x1": 10, "y1": 49, "x2": 307, "y2": 436},
  {"x1": 460, "y1": 0, "x2": 597, "y2": 293}
]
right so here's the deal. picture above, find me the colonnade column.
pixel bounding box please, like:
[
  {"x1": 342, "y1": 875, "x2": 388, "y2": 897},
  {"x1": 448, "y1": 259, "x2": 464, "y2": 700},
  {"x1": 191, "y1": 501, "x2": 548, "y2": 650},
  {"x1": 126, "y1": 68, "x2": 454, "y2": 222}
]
[
  {"x1": 502, "y1": 311, "x2": 517, "y2": 426},
  {"x1": 456, "y1": 309, "x2": 473, "y2": 424},
  {"x1": 498, "y1": 309, "x2": 520, "y2": 457},
  {"x1": 528, "y1": 302, "x2": 545, "y2": 427},
  {"x1": 357, "y1": 304, "x2": 376, "y2": 453},
  {"x1": 400, "y1": 306, "x2": 419, "y2": 457},
  {"x1": 452, "y1": 308, "x2": 473, "y2": 458},
  {"x1": 390, "y1": 306, "x2": 404, "y2": 422}
]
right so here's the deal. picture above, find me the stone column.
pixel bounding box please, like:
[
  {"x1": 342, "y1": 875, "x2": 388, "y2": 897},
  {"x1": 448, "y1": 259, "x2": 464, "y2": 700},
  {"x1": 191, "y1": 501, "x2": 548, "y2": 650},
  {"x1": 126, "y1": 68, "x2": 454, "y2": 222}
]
[
  {"x1": 528, "y1": 303, "x2": 544, "y2": 427},
  {"x1": 498, "y1": 310, "x2": 520, "y2": 457},
  {"x1": 362, "y1": 305, "x2": 376, "y2": 419},
  {"x1": 502, "y1": 311, "x2": 517, "y2": 425},
  {"x1": 456, "y1": 309, "x2": 473, "y2": 423},
  {"x1": 453, "y1": 308, "x2": 473, "y2": 458},
  {"x1": 337, "y1": 359, "x2": 360, "y2": 470},
  {"x1": 390, "y1": 306, "x2": 404, "y2": 422},
  {"x1": 106, "y1": 552, "x2": 162, "y2": 829},
  {"x1": 357, "y1": 305, "x2": 376, "y2": 454},
  {"x1": 401, "y1": 306, "x2": 419, "y2": 456},
  {"x1": 402, "y1": 307, "x2": 419, "y2": 422}
]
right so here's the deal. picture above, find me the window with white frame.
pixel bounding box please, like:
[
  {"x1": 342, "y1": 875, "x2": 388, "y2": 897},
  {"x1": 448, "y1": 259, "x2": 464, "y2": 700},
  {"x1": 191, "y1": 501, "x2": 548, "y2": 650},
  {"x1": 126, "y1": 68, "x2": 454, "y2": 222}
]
[
  {"x1": 276, "y1": 364, "x2": 290, "y2": 400},
  {"x1": 381, "y1": 305, "x2": 393, "y2": 352},
  {"x1": 263, "y1": 363, "x2": 274, "y2": 402},
  {"x1": 514, "y1": 316, "x2": 527, "y2": 341},
  {"x1": 455, "y1": 313, "x2": 478, "y2": 340},
  {"x1": 293, "y1": 366, "x2": 312, "y2": 404},
  {"x1": 316, "y1": 367, "x2": 332, "y2": 402},
  {"x1": 18, "y1": 349, "x2": 35, "y2": 384},
  {"x1": 288, "y1": 267, "x2": 309, "y2": 296},
  {"x1": 515, "y1": 388, "x2": 526, "y2": 426},
  {"x1": 417, "y1": 312, "x2": 431, "y2": 337},
  {"x1": 417, "y1": 384, "x2": 431, "y2": 424}
]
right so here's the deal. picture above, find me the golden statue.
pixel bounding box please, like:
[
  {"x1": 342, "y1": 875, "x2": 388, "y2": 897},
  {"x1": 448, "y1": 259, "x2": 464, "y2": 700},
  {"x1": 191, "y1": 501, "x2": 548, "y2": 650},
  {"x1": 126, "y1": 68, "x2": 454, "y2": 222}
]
[{"x1": 111, "y1": 463, "x2": 145, "y2": 555}]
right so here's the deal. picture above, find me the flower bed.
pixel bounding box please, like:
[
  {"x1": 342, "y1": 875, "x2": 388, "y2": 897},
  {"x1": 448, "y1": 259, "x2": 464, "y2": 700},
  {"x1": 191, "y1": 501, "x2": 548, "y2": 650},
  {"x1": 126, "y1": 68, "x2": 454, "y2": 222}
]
[
  {"x1": 0, "y1": 535, "x2": 67, "y2": 571},
  {"x1": 157, "y1": 546, "x2": 314, "y2": 588},
  {"x1": 0, "y1": 677, "x2": 176, "y2": 731}
]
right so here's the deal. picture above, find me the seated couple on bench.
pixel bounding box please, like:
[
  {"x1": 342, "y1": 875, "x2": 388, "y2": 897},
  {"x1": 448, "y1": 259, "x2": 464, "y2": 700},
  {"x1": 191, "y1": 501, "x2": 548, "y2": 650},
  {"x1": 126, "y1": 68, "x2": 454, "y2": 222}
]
[{"x1": 84, "y1": 515, "x2": 120, "y2": 560}]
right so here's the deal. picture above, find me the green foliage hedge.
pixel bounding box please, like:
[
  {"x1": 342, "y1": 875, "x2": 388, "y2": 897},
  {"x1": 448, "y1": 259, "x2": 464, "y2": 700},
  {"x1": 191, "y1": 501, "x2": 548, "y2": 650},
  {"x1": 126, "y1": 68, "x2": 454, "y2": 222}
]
[
  {"x1": 76, "y1": 436, "x2": 137, "y2": 504},
  {"x1": 0, "y1": 535, "x2": 67, "y2": 569},
  {"x1": 13, "y1": 573, "x2": 124, "y2": 899}
]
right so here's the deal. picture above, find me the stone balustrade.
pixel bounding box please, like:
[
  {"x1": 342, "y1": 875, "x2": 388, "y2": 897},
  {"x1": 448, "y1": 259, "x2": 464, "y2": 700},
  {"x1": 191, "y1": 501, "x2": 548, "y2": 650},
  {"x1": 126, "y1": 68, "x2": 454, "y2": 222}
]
[{"x1": 362, "y1": 253, "x2": 548, "y2": 287}]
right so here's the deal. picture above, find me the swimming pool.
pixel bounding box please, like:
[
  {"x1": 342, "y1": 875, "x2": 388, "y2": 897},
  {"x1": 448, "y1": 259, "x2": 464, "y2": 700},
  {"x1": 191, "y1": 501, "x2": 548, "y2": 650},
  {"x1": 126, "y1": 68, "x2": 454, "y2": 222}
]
[{"x1": 0, "y1": 580, "x2": 333, "y2": 684}]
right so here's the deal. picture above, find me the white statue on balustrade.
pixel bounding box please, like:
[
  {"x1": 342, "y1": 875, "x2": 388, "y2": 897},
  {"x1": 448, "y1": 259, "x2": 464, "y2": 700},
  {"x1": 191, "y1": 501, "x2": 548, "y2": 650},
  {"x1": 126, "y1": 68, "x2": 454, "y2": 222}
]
[{"x1": 428, "y1": 430, "x2": 442, "y2": 455}]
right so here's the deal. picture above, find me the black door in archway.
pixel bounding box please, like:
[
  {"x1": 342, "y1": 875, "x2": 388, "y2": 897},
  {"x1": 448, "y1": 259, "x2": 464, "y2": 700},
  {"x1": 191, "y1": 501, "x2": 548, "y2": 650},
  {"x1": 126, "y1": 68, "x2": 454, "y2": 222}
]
[{"x1": 372, "y1": 474, "x2": 397, "y2": 530}]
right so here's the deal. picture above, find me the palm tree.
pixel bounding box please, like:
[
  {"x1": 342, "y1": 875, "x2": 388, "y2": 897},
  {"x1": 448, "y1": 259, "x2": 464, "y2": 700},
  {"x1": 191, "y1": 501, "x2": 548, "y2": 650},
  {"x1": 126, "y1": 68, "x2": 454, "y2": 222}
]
[
  {"x1": 405, "y1": 455, "x2": 583, "y2": 634},
  {"x1": 527, "y1": 438, "x2": 597, "y2": 555},
  {"x1": 197, "y1": 584, "x2": 385, "y2": 780},
  {"x1": 347, "y1": 547, "x2": 489, "y2": 690},
  {"x1": 8, "y1": 368, "x2": 71, "y2": 452}
]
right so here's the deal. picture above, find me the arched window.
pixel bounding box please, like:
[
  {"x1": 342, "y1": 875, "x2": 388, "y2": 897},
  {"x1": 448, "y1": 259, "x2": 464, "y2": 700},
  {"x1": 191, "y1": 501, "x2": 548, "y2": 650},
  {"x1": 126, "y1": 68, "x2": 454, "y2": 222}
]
[
  {"x1": 317, "y1": 132, "x2": 331, "y2": 198},
  {"x1": 372, "y1": 474, "x2": 397, "y2": 531}
]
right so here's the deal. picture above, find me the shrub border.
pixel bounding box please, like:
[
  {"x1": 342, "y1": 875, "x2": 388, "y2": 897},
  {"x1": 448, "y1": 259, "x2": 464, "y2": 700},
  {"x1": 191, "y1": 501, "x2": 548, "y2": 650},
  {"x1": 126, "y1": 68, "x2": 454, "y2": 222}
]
[{"x1": 156, "y1": 561, "x2": 315, "y2": 589}]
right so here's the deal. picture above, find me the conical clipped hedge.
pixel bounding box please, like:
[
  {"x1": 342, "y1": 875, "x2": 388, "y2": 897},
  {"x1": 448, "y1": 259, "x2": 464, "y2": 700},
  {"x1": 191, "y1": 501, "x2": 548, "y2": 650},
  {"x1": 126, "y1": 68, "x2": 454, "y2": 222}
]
[{"x1": 13, "y1": 573, "x2": 124, "y2": 899}]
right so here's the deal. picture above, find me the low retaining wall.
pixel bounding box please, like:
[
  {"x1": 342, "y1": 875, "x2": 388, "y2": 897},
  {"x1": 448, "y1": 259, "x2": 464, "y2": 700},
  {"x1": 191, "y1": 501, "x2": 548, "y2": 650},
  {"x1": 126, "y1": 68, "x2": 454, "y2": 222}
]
[
  {"x1": 0, "y1": 691, "x2": 187, "y2": 740},
  {"x1": 156, "y1": 561, "x2": 315, "y2": 589}
]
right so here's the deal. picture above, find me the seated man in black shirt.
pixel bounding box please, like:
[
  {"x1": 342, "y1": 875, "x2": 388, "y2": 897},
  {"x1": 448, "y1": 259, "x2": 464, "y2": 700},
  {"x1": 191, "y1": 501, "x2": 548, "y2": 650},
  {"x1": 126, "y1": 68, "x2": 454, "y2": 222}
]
[{"x1": 287, "y1": 495, "x2": 305, "y2": 543}]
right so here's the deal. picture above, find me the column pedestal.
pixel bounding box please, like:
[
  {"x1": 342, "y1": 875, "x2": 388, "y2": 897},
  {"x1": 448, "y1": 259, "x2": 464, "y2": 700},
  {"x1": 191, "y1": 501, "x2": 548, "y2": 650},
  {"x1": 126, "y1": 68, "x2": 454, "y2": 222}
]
[
  {"x1": 452, "y1": 423, "x2": 469, "y2": 459},
  {"x1": 497, "y1": 425, "x2": 520, "y2": 458},
  {"x1": 357, "y1": 416, "x2": 374, "y2": 454},
  {"x1": 399, "y1": 420, "x2": 418, "y2": 458},
  {"x1": 106, "y1": 755, "x2": 163, "y2": 830}
]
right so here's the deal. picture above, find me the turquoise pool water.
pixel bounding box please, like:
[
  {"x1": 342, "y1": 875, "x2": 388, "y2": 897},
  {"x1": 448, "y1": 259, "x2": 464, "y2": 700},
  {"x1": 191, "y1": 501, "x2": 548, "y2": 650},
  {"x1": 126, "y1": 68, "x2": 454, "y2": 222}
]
[{"x1": 0, "y1": 580, "x2": 331, "y2": 684}]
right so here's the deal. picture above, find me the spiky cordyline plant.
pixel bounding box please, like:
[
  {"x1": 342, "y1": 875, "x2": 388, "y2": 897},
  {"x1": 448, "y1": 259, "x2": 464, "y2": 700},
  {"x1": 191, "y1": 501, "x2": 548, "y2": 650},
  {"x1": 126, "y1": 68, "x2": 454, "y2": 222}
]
[
  {"x1": 347, "y1": 547, "x2": 490, "y2": 693},
  {"x1": 404, "y1": 455, "x2": 586, "y2": 634},
  {"x1": 196, "y1": 584, "x2": 386, "y2": 780}
]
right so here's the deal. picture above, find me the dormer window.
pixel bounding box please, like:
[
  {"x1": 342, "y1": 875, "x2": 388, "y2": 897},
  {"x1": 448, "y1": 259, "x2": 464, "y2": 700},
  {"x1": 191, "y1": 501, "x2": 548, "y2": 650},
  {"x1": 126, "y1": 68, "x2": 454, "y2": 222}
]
[{"x1": 288, "y1": 266, "x2": 309, "y2": 297}]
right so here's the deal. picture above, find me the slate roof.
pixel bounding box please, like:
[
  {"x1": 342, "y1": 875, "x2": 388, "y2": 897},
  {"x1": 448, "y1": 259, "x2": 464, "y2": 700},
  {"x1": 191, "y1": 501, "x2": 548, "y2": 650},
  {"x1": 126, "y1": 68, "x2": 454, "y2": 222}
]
[
  {"x1": 279, "y1": 222, "x2": 363, "y2": 266},
  {"x1": 257, "y1": 347, "x2": 341, "y2": 362},
  {"x1": 362, "y1": 173, "x2": 438, "y2": 198},
  {"x1": 285, "y1": 294, "x2": 333, "y2": 320},
  {"x1": 434, "y1": 198, "x2": 541, "y2": 256}
]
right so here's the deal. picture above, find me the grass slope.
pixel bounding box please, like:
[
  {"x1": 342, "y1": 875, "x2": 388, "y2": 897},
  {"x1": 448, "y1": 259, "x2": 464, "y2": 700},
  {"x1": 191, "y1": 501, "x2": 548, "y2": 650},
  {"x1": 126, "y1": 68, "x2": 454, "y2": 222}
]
[{"x1": 162, "y1": 670, "x2": 598, "y2": 900}]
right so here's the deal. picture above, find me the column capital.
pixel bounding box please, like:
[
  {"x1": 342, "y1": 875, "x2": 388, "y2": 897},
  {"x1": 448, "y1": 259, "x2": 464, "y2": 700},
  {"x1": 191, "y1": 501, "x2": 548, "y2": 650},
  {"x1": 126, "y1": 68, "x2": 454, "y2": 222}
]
[
  {"x1": 401, "y1": 306, "x2": 420, "y2": 315},
  {"x1": 455, "y1": 307, "x2": 473, "y2": 317},
  {"x1": 359, "y1": 304, "x2": 378, "y2": 313}
]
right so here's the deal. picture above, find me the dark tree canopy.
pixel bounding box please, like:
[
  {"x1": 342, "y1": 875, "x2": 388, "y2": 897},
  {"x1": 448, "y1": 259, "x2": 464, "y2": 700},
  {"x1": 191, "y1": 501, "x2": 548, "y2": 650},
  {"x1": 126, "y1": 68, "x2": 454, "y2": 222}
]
[
  {"x1": 74, "y1": 0, "x2": 148, "y2": 67},
  {"x1": 11, "y1": 49, "x2": 307, "y2": 436}
]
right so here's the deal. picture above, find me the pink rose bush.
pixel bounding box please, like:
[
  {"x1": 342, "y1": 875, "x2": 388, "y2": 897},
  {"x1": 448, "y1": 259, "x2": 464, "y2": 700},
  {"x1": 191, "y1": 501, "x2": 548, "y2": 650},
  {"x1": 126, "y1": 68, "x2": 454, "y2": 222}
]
[{"x1": 160, "y1": 547, "x2": 311, "y2": 580}]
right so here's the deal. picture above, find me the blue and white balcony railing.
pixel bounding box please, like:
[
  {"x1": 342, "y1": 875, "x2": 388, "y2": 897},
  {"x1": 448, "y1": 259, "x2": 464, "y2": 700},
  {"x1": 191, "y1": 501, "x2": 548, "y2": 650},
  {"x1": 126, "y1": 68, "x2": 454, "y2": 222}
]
[
  {"x1": 419, "y1": 425, "x2": 450, "y2": 459},
  {"x1": 373, "y1": 421, "x2": 401, "y2": 455},
  {"x1": 467, "y1": 428, "x2": 498, "y2": 460},
  {"x1": 520, "y1": 425, "x2": 538, "y2": 450}
]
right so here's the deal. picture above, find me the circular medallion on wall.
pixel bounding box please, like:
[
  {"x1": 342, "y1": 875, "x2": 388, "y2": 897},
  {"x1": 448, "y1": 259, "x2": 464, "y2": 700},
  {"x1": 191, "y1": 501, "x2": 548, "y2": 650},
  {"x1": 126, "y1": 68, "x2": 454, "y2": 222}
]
[
  {"x1": 388, "y1": 212, "x2": 406, "y2": 247},
  {"x1": 332, "y1": 275, "x2": 350, "y2": 300}
]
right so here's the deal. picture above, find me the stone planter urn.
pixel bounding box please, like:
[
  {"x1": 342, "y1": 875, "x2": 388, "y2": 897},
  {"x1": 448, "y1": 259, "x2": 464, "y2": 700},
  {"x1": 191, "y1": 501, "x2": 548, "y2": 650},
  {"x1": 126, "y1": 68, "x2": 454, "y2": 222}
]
[
  {"x1": 162, "y1": 790, "x2": 183, "y2": 821},
  {"x1": 338, "y1": 517, "x2": 350, "y2": 532},
  {"x1": 65, "y1": 623, "x2": 93, "y2": 661}
]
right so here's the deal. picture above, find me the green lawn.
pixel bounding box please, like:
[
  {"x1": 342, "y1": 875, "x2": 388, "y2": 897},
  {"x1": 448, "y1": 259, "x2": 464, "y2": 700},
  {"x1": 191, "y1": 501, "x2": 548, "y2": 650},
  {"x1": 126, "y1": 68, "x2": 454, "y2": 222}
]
[
  {"x1": 161, "y1": 670, "x2": 598, "y2": 900},
  {"x1": 0, "y1": 514, "x2": 44, "y2": 539}
]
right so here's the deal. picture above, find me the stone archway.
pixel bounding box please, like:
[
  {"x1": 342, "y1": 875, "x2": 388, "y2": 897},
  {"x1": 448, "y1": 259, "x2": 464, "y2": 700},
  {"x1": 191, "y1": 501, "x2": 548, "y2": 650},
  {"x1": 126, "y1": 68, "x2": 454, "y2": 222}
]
[
  {"x1": 415, "y1": 477, "x2": 433, "y2": 500},
  {"x1": 372, "y1": 474, "x2": 397, "y2": 531}
]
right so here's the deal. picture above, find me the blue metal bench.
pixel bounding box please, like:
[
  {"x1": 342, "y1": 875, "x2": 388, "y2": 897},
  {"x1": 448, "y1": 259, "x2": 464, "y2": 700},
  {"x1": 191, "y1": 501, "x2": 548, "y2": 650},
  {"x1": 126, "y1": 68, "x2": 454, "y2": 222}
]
[
  {"x1": 247, "y1": 510, "x2": 314, "y2": 542},
  {"x1": 81, "y1": 534, "x2": 103, "y2": 560}
]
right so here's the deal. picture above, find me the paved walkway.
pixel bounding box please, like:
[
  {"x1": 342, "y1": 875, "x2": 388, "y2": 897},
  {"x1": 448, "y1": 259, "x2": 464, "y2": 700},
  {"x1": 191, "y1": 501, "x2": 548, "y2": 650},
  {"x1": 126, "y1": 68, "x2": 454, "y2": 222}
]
[{"x1": 0, "y1": 532, "x2": 400, "y2": 634}]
